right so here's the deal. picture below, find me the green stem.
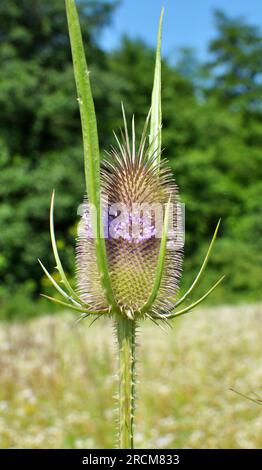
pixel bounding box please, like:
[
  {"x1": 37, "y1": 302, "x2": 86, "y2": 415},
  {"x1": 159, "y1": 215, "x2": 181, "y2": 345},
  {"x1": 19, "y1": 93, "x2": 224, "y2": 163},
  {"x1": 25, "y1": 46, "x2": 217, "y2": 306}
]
[{"x1": 116, "y1": 315, "x2": 136, "y2": 449}]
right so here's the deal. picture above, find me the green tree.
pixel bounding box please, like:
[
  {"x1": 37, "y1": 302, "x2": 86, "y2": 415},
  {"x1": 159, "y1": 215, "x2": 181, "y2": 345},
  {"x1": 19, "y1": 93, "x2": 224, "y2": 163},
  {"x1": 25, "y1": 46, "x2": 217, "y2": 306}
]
[
  {"x1": 207, "y1": 9, "x2": 262, "y2": 108},
  {"x1": 176, "y1": 11, "x2": 262, "y2": 301},
  {"x1": 0, "y1": 0, "x2": 117, "y2": 154}
]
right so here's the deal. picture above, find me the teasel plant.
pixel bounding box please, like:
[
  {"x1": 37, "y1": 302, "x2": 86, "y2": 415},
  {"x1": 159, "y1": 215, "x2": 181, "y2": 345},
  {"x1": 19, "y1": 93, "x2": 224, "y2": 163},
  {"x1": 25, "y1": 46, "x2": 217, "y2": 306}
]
[{"x1": 39, "y1": 0, "x2": 225, "y2": 449}]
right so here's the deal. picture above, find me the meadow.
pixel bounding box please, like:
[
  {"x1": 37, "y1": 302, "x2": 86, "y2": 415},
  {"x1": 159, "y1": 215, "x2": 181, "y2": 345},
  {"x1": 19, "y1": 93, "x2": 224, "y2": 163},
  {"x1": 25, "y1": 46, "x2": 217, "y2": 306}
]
[{"x1": 0, "y1": 303, "x2": 261, "y2": 449}]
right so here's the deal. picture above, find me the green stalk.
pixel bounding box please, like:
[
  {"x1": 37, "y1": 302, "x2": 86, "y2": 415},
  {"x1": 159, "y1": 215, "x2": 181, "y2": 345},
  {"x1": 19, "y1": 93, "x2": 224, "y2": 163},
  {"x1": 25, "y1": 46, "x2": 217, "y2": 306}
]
[{"x1": 115, "y1": 316, "x2": 136, "y2": 449}]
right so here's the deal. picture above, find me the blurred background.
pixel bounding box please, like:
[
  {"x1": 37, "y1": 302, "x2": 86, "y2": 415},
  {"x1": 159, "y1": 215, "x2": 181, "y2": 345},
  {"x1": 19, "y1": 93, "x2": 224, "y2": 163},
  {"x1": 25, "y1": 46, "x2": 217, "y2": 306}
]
[{"x1": 0, "y1": 0, "x2": 261, "y2": 449}]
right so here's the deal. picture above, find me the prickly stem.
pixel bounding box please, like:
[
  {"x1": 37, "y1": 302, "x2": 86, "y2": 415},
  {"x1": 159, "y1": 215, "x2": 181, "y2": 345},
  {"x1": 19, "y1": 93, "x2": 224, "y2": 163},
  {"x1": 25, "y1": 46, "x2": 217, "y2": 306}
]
[{"x1": 115, "y1": 315, "x2": 136, "y2": 449}]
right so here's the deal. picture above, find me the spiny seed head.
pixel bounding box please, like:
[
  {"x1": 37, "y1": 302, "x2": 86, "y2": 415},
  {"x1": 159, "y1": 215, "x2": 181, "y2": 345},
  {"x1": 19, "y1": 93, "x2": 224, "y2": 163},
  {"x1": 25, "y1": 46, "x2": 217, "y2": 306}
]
[{"x1": 76, "y1": 117, "x2": 183, "y2": 318}]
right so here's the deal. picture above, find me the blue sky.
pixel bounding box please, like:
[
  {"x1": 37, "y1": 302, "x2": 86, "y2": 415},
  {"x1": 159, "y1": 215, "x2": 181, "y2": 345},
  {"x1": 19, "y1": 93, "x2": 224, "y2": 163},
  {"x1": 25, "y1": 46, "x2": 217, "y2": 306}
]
[{"x1": 100, "y1": 0, "x2": 262, "y2": 61}]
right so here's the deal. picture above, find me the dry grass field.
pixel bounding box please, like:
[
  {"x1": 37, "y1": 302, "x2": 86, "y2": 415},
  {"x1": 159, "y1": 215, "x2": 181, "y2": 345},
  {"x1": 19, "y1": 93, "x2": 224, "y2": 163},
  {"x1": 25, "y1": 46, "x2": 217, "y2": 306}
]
[{"x1": 0, "y1": 304, "x2": 261, "y2": 449}]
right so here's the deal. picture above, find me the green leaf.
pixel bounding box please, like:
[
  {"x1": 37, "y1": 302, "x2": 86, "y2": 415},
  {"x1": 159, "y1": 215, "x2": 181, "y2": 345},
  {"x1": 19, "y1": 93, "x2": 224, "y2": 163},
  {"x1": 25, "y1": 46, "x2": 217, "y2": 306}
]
[
  {"x1": 65, "y1": 0, "x2": 119, "y2": 312},
  {"x1": 38, "y1": 258, "x2": 82, "y2": 307},
  {"x1": 138, "y1": 108, "x2": 151, "y2": 158},
  {"x1": 50, "y1": 191, "x2": 82, "y2": 302},
  {"x1": 149, "y1": 7, "x2": 164, "y2": 167},
  {"x1": 40, "y1": 293, "x2": 105, "y2": 315},
  {"x1": 175, "y1": 219, "x2": 221, "y2": 308},
  {"x1": 141, "y1": 197, "x2": 170, "y2": 315}
]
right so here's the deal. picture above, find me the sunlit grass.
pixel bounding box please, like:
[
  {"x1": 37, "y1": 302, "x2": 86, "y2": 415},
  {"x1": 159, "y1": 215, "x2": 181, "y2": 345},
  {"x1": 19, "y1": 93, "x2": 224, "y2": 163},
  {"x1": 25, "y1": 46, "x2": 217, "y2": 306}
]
[{"x1": 0, "y1": 304, "x2": 261, "y2": 449}]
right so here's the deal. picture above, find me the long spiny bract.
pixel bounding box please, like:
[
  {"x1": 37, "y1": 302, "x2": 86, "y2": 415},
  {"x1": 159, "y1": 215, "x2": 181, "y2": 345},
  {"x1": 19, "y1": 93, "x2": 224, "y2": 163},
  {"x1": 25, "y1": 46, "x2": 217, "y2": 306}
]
[{"x1": 65, "y1": 0, "x2": 119, "y2": 314}]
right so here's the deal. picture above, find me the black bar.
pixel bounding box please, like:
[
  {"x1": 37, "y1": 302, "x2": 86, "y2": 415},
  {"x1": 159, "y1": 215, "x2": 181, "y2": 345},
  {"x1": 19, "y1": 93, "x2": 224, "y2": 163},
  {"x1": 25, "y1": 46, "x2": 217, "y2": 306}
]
[{"x1": 0, "y1": 449, "x2": 261, "y2": 468}]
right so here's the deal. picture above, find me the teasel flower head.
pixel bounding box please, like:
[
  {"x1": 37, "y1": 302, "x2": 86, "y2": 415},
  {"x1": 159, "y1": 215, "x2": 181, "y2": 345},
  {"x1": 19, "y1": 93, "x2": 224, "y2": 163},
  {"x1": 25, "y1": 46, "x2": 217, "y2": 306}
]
[
  {"x1": 39, "y1": 0, "x2": 225, "y2": 325},
  {"x1": 76, "y1": 111, "x2": 183, "y2": 320}
]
